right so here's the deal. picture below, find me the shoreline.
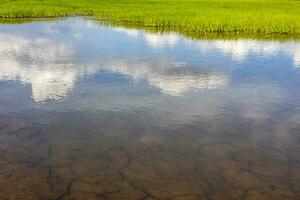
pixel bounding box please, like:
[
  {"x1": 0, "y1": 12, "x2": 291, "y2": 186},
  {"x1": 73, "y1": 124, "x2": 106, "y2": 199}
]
[
  {"x1": 1, "y1": 16, "x2": 300, "y2": 41},
  {"x1": 0, "y1": 0, "x2": 299, "y2": 39}
]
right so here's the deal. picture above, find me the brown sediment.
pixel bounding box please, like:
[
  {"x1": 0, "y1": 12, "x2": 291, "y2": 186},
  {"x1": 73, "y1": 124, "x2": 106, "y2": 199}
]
[{"x1": 0, "y1": 113, "x2": 300, "y2": 200}]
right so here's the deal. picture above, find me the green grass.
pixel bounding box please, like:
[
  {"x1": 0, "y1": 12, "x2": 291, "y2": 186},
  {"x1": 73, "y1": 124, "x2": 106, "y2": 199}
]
[{"x1": 0, "y1": 0, "x2": 300, "y2": 37}]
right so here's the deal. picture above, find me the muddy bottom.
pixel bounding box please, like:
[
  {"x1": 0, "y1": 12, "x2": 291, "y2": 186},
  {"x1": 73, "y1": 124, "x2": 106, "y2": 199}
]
[{"x1": 1, "y1": 111, "x2": 300, "y2": 200}]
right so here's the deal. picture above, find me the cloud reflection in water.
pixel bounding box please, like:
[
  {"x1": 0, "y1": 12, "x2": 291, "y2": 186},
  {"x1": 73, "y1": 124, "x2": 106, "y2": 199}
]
[
  {"x1": 0, "y1": 22, "x2": 230, "y2": 102},
  {"x1": 116, "y1": 27, "x2": 300, "y2": 67},
  {"x1": 0, "y1": 18, "x2": 298, "y2": 112}
]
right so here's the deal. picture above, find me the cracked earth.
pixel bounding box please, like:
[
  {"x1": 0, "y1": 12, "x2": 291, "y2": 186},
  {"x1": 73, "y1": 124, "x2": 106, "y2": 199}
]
[{"x1": 0, "y1": 112, "x2": 300, "y2": 200}]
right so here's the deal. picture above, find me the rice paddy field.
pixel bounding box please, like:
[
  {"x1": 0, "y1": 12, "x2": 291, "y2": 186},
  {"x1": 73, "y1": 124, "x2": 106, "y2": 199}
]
[{"x1": 0, "y1": 0, "x2": 300, "y2": 37}]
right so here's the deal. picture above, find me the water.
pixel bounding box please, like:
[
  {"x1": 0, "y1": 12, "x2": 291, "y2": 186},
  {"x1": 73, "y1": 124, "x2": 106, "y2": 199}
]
[{"x1": 0, "y1": 17, "x2": 300, "y2": 199}]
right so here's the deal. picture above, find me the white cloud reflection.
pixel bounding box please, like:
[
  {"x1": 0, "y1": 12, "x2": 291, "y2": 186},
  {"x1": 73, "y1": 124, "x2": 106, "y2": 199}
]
[
  {"x1": 144, "y1": 32, "x2": 179, "y2": 48},
  {"x1": 0, "y1": 18, "x2": 299, "y2": 104},
  {"x1": 0, "y1": 18, "x2": 297, "y2": 124},
  {"x1": 101, "y1": 61, "x2": 228, "y2": 96},
  {"x1": 0, "y1": 30, "x2": 227, "y2": 102},
  {"x1": 114, "y1": 27, "x2": 139, "y2": 38},
  {"x1": 192, "y1": 40, "x2": 300, "y2": 66},
  {"x1": 112, "y1": 25, "x2": 300, "y2": 67},
  {"x1": 0, "y1": 33, "x2": 77, "y2": 102}
]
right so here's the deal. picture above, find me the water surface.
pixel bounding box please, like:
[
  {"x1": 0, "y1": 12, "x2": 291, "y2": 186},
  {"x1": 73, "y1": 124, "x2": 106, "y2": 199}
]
[{"x1": 1, "y1": 18, "x2": 300, "y2": 200}]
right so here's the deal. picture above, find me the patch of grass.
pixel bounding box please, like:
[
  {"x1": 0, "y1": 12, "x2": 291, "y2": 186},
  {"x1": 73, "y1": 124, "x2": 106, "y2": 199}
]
[{"x1": 0, "y1": 0, "x2": 300, "y2": 37}]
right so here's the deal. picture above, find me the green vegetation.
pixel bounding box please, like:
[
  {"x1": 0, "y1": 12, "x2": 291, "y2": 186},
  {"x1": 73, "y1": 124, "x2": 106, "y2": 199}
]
[{"x1": 0, "y1": 0, "x2": 300, "y2": 37}]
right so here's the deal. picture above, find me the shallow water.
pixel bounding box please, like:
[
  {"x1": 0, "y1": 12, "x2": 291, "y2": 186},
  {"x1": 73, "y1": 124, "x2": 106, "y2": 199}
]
[{"x1": 0, "y1": 17, "x2": 300, "y2": 200}]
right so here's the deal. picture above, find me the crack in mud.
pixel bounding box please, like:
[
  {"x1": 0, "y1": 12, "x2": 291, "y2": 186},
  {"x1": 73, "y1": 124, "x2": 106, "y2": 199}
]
[{"x1": 0, "y1": 115, "x2": 300, "y2": 199}]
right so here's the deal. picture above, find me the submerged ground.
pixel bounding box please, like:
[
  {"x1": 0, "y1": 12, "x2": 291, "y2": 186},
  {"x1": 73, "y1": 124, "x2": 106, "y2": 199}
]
[{"x1": 0, "y1": 0, "x2": 300, "y2": 37}]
